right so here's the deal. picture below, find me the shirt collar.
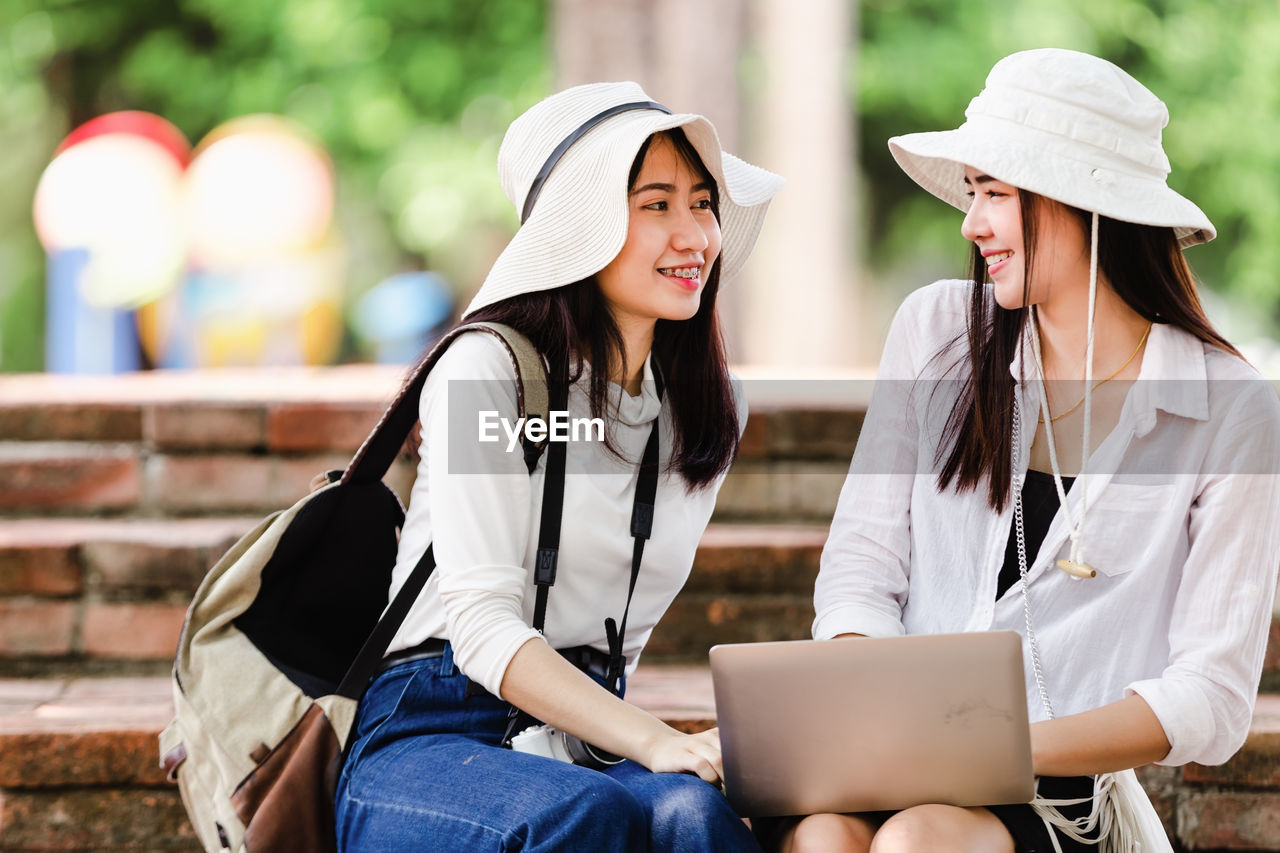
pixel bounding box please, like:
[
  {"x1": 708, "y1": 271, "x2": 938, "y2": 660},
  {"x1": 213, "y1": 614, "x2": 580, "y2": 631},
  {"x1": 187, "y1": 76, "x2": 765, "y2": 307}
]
[
  {"x1": 578, "y1": 353, "x2": 663, "y2": 427},
  {"x1": 1132, "y1": 322, "x2": 1209, "y2": 427}
]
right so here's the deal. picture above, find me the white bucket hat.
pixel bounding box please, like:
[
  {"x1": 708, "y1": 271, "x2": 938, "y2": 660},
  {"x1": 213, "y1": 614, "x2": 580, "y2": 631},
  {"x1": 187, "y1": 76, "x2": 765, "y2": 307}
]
[
  {"x1": 888, "y1": 48, "x2": 1214, "y2": 248},
  {"x1": 463, "y1": 81, "x2": 784, "y2": 318}
]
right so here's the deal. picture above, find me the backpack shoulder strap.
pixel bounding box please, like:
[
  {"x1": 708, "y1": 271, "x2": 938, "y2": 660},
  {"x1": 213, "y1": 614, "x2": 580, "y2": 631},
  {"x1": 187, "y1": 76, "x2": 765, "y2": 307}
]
[
  {"x1": 343, "y1": 321, "x2": 549, "y2": 485},
  {"x1": 335, "y1": 322, "x2": 550, "y2": 698}
]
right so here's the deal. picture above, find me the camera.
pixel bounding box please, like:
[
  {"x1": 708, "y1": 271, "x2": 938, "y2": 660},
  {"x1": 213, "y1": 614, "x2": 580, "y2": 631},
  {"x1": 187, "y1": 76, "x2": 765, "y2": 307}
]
[{"x1": 509, "y1": 724, "x2": 624, "y2": 770}]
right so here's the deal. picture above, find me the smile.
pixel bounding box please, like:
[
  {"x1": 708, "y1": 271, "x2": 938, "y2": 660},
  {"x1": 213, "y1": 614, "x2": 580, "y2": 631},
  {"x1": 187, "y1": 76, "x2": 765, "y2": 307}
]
[
  {"x1": 984, "y1": 250, "x2": 1014, "y2": 274},
  {"x1": 658, "y1": 266, "x2": 702, "y2": 289}
]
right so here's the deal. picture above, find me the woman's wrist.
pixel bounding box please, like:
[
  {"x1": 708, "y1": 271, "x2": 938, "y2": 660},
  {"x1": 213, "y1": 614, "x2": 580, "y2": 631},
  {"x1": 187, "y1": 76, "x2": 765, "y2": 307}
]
[
  {"x1": 602, "y1": 706, "x2": 682, "y2": 766},
  {"x1": 1029, "y1": 696, "x2": 1171, "y2": 777}
]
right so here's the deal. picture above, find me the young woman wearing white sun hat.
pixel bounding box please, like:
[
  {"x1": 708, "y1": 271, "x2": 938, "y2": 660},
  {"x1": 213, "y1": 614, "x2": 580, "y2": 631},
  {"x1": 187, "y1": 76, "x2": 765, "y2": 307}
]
[
  {"x1": 333, "y1": 81, "x2": 782, "y2": 851},
  {"x1": 785, "y1": 48, "x2": 1280, "y2": 852}
]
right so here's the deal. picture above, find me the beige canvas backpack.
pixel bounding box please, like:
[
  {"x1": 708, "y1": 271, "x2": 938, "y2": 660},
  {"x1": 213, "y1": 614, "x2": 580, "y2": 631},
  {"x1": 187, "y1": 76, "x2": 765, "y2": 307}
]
[{"x1": 159, "y1": 323, "x2": 548, "y2": 852}]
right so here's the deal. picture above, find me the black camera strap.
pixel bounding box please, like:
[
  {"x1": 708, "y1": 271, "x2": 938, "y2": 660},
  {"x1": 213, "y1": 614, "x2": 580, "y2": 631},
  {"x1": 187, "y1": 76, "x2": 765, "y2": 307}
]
[
  {"x1": 604, "y1": 411, "x2": 659, "y2": 693},
  {"x1": 531, "y1": 377, "x2": 570, "y2": 634},
  {"x1": 502, "y1": 371, "x2": 663, "y2": 746},
  {"x1": 501, "y1": 375, "x2": 569, "y2": 748}
]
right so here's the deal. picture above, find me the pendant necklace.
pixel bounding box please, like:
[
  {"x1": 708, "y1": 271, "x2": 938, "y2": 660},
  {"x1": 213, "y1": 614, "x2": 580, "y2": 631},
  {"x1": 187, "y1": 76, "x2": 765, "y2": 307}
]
[{"x1": 1037, "y1": 323, "x2": 1150, "y2": 424}]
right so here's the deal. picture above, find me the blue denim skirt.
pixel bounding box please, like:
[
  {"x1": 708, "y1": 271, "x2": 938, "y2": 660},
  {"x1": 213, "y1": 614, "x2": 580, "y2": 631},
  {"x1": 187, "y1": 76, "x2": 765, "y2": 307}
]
[{"x1": 334, "y1": 643, "x2": 760, "y2": 852}]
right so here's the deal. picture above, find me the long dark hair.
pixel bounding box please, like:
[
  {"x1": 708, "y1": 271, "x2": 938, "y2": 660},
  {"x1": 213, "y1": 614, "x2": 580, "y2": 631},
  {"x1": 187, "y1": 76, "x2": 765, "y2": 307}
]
[
  {"x1": 446, "y1": 127, "x2": 739, "y2": 489},
  {"x1": 936, "y1": 191, "x2": 1239, "y2": 511}
]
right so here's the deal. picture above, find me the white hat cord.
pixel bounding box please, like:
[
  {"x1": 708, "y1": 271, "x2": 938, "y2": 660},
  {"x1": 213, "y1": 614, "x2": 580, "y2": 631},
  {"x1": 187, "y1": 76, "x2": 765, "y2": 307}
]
[
  {"x1": 1012, "y1": 210, "x2": 1102, "y2": 723},
  {"x1": 1014, "y1": 213, "x2": 1173, "y2": 851},
  {"x1": 1030, "y1": 210, "x2": 1101, "y2": 580}
]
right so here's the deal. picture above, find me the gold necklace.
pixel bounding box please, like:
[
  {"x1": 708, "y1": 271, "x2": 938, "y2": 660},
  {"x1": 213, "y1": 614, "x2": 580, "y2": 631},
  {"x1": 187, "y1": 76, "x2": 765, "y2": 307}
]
[{"x1": 1038, "y1": 323, "x2": 1152, "y2": 424}]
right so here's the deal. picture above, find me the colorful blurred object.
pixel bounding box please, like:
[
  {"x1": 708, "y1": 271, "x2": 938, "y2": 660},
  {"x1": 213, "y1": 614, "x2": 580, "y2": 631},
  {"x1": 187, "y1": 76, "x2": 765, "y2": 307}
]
[
  {"x1": 44, "y1": 248, "x2": 144, "y2": 373},
  {"x1": 142, "y1": 115, "x2": 342, "y2": 368},
  {"x1": 139, "y1": 252, "x2": 345, "y2": 369},
  {"x1": 34, "y1": 113, "x2": 190, "y2": 306},
  {"x1": 353, "y1": 271, "x2": 454, "y2": 363},
  {"x1": 33, "y1": 110, "x2": 345, "y2": 372},
  {"x1": 33, "y1": 111, "x2": 192, "y2": 372},
  {"x1": 55, "y1": 110, "x2": 191, "y2": 167},
  {"x1": 184, "y1": 115, "x2": 334, "y2": 267}
]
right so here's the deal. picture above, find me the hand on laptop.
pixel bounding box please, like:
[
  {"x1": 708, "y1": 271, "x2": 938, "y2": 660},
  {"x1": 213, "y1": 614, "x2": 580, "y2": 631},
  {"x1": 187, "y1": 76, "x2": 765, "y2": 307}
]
[{"x1": 644, "y1": 727, "x2": 724, "y2": 786}]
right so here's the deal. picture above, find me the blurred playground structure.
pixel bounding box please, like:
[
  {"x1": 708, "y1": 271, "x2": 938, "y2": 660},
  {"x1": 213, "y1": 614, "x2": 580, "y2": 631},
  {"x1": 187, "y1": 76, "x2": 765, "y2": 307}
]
[
  {"x1": 36, "y1": 112, "x2": 343, "y2": 370},
  {"x1": 4, "y1": 0, "x2": 1280, "y2": 375}
]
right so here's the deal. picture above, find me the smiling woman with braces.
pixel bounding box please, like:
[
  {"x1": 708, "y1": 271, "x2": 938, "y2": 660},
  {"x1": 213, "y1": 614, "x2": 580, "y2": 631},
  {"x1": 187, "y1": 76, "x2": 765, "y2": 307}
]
[{"x1": 333, "y1": 81, "x2": 783, "y2": 853}]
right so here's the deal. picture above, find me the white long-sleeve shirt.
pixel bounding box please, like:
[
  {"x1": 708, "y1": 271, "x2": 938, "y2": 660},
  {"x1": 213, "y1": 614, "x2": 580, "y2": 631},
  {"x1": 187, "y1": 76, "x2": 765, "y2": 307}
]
[
  {"x1": 386, "y1": 331, "x2": 740, "y2": 699},
  {"x1": 815, "y1": 279, "x2": 1280, "y2": 767}
]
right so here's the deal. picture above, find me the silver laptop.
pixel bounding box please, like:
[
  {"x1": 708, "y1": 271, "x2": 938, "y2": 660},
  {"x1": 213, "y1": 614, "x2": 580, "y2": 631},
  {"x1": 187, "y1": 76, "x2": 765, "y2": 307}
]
[{"x1": 710, "y1": 631, "x2": 1035, "y2": 817}]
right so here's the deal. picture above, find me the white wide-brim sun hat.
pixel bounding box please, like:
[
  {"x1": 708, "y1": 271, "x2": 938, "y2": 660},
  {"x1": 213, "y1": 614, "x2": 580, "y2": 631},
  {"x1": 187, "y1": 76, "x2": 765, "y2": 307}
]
[
  {"x1": 888, "y1": 48, "x2": 1214, "y2": 249},
  {"x1": 463, "y1": 81, "x2": 784, "y2": 318}
]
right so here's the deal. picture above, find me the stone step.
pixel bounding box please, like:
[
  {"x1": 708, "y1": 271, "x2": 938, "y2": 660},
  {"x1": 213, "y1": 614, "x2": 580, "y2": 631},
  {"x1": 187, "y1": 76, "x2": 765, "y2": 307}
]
[{"x1": 0, "y1": 674, "x2": 1277, "y2": 852}]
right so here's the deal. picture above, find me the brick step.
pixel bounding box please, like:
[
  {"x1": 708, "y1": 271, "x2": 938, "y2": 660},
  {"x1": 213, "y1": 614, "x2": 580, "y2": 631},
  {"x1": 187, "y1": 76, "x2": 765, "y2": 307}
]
[
  {"x1": 0, "y1": 674, "x2": 1277, "y2": 852},
  {"x1": 0, "y1": 518, "x2": 258, "y2": 673},
  {"x1": 0, "y1": 440, "x2": 849, "y2": 522},
  {"x1": 0, "y1": 519, "x2": 827, "y2": 597},
  {"x1": 0, "y1": 520, "x2": 825, "y2": 673},
  {"x1": 0, "y1": 367, "x2": 867, "y2": 452},
  {"x1": 0, "y1": 368, "x2": 866, "y2": 522},
  {"x1": 0, "y1": 668, "x2": 713, "y2": 853},
  {"x1": 0, "y1": 441, "x2": 414, "y2": 518},
  {"x1": 0, "y1": 447, "x2": 853, "y2": 523},
  {"x1": 5, "y1": 517, "x2": 1279, "y2": 685},
  {"x1": 0, "y1": 517, "x2": 258, "y2": 597},
  {"x1": 646, "y1": 524, "x2": 828, "y2": 661}
]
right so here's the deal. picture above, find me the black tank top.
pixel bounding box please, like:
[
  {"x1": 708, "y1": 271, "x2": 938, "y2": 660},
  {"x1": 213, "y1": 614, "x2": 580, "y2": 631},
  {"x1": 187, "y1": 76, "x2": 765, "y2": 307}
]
[{"x1": 997, "y1": 470, "x2": 1075, "y2": 600}]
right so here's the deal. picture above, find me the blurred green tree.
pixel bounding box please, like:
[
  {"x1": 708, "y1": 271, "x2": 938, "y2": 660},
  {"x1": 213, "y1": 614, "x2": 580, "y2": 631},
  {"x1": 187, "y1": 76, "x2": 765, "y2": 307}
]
[
  {"x1": 857, "y1": 0, "x2": 1280, "y2": 342},
  {"x1": 0, "y1": 0, "x2": 548, "y2": 370}
]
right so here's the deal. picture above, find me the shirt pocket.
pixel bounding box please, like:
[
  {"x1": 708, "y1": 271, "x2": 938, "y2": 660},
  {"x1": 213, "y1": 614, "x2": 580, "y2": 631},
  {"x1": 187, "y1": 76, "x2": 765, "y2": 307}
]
[{"x1": 1078, "y1": 483, "x2": 1181, "y2": 577}]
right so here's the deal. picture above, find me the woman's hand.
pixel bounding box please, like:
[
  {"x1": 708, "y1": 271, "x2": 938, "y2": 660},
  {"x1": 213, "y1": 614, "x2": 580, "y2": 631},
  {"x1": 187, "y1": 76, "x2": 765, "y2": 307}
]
[
  {"x1": 500, "y1": 639, "x2": 727, "y2": 783},
  {"x1": 641, "y1": 727, "x2": 724, "y2": 784}
]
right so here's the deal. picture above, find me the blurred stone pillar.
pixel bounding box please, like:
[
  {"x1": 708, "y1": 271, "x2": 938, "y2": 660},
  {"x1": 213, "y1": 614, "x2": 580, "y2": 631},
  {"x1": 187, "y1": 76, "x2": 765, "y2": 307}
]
[
  {"x1": 552, "y1": 0, "x2": 744, "y2": 150},
  {"x1": 552, "y1": 0, "x2": 861, "y2": 367},
  {"x1": 741, "y1": 0, "x2": 860, "y2": 367},
  {"x1": 552, "y1": 0, "x2": 749, "y2": 351}
]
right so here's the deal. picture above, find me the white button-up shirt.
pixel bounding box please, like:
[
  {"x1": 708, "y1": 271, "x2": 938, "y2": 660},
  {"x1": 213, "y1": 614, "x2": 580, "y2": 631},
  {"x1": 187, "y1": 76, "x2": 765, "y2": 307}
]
[
  {"x1": 815, "y1": 279, "x2": 1280, "y2": 766},
  {"x1": 387, "y1": 332, "x2": 742, "y2": 698}
]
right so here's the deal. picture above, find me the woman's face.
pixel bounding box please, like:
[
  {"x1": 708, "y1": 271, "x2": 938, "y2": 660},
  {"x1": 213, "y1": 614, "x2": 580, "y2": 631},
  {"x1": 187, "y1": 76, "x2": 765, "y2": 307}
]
[
  {"x1": 595, "y1": 135, "x2": 722, "y2": 332},
  {"x1": 960, "y1": 165, "x2": 1089, "y2": 310}
]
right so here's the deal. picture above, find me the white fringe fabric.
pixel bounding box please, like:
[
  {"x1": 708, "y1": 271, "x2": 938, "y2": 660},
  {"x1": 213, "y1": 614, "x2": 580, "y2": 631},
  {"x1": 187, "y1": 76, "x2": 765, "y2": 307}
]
[{"x1": 1031, "y1": 769, "x2": 1172, "y2": 852}]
